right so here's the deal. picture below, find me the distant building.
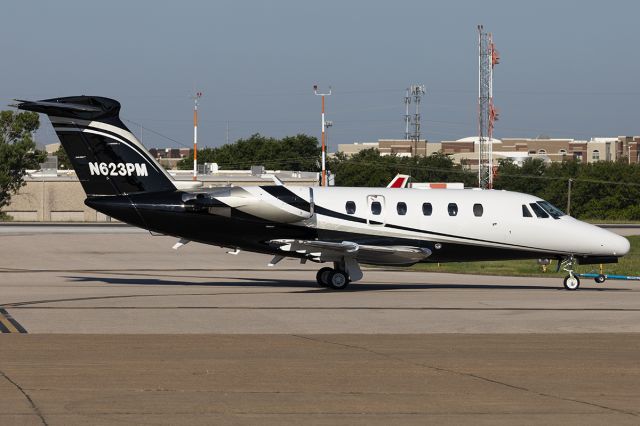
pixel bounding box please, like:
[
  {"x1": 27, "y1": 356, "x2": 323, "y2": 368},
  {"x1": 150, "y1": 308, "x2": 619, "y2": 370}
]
[
  {"x1": 442, "y1": 136, "x2": 640, "y2": 166},
  {"x1": 338, "y1": 135, "x2": 640, "y2": 166},
  {"x1": 337, "y1": 139, "x2": 442, "y2": 157},
  {"x1": 2, "y1": 167, "x2": 319, "y2": 222},
  {"x1": 148, "y1": 147, "x2": 191, "y2": 169},
  {"x1": 45, "y1": 142, "x2": 60, "y2": 154},
  {"x1": 337, "y1": 142, "x2": 379, "y2": 156},
  {"x1": 46, "y1": 144, "x2": 191, "y2": 169}
]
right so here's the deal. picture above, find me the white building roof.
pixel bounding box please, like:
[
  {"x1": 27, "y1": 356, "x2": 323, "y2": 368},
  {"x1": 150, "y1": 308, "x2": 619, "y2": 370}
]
[{"x1": 454, "y1": 136, "x2": 502, "y2": 144}]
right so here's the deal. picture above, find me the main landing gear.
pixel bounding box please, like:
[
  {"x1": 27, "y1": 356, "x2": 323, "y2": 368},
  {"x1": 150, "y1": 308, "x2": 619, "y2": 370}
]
[{"x1": 316, "y1": 265, "x2": 351, "y2": 290}]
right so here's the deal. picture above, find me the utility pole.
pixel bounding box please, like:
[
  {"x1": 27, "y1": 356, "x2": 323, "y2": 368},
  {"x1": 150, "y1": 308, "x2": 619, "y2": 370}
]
[
  {"x1": 567, "y1": 178, "x2": 573, "y2": 215},
  {"x1": 226, "y1": 121, "x2": 229, "y2": 145},
  {"x1": 478, "y1": 25, "x2": 499, "y2": 189},
  {"x1": 192, "y1": 91, "x2": 202, "y2": 181},
  {"x1": 313, "y1": 84, "x2": 332, "y2": 186},
  {"x1": 409, "y1": 85, "x2": 425, "y2": 157}
]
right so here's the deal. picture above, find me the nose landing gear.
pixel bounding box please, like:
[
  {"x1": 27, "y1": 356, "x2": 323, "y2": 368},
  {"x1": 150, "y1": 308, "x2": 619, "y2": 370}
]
[
  {"x1": 563, "y1": 274, "x2": 580, "y2": 290},
  {"x1": 560, "y1": 256, "x2": 580, "y2": 291}
]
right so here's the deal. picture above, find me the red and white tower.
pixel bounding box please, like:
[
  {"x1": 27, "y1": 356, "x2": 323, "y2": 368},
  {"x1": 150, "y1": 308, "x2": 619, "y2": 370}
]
[
  {"x1": 478, "y1": 25, "x2": 499, "y2": 189},
  {"x1": 192, "y1": 91, "x2": 202, "y2": 181}
]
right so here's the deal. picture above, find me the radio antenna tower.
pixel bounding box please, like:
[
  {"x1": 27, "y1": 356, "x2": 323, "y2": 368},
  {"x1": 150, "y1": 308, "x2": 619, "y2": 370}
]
[
  {"x1": 478, "y1": 25, "x2": 499, "y2": 188},
  {"x1": 192, "y1": 91, "x2": 203, "y2": 181},
  {"x1": 409, "y1": 85, "x2": 425, "y2": 156},
  {"x1": 404, "y1": 88, "x2": 411, "y2": 140}
]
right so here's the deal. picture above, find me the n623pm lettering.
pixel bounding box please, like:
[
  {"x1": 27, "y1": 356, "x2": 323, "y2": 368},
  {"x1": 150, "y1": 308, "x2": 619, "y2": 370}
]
[{"x1": 88, "y1": 162, "x2": 148, "y2": 177}]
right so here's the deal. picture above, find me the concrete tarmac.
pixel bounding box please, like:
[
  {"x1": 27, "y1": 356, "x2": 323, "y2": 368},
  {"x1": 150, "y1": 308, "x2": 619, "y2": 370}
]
[{"x1": 1, "y1": 226, "x2": 639, "y2": 424}]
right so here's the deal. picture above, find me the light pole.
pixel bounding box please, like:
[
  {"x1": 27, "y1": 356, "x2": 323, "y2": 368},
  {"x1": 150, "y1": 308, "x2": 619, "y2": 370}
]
[
  {"x1": 313, "y1": 84, "x2": 331, "y2": 186},
  {"x1": 567, "y1": 178, "x2": 573, "y2": 216},
  {"x1": 324, "y1": 120, "x2": 333, "y2": 185}
]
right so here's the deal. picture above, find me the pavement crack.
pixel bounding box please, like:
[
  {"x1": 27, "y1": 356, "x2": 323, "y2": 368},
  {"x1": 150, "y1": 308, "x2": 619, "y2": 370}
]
[
  {"x1": 291, "y1": 335, "x2": 638, "y2": 419},
  {"x1": 0, "y1": 369, "x2": 48, "y2": 425}
]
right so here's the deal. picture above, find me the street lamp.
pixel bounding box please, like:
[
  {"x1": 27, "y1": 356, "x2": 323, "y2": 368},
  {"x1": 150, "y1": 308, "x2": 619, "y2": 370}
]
[{"x1": 313, "y1": 85, "x2": 332, "y2": 186}]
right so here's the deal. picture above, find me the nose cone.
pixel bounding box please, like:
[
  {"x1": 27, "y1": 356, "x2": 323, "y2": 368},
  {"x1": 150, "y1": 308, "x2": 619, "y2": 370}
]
[{"x1": 611, "y1": 234, "x2": 631, "y2": 257}]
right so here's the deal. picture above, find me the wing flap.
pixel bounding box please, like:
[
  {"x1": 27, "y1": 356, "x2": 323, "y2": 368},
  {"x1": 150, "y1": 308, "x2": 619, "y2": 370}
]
[{"x1": 268, "y1": 239, "x2": 432, "y2": 265}]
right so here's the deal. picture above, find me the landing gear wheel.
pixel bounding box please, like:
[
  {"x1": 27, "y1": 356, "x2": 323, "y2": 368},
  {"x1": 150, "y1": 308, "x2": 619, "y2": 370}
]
[
  {"x1": 563, "y1": 274, "x2": 580, "y2": 291},
  {"x1": 328, "y1": 270, "x2": 350, "y2": 290},
  {"x1": 316, "y1": 267, "x2": 333, "y2": 287},
  {"x1": 594, "y1": 274, "x2": 606, "y2": 284}
]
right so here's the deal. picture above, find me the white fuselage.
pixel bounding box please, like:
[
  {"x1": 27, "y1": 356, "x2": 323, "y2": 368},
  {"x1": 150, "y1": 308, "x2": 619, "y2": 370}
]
[{"x1": 281, "y1": 186, "x2": 630, "y2": 259}]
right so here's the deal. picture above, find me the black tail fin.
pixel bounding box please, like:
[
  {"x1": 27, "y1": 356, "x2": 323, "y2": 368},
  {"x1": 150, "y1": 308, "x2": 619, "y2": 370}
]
[{"x1": 14, "y1": 96, "x2": 175, "y2": 196}]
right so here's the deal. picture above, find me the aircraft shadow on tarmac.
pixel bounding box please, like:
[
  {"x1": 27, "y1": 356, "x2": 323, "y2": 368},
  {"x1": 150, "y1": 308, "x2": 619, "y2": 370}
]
[{"x1": 65, "y1": 276, "x2": 630, "y2": 292}]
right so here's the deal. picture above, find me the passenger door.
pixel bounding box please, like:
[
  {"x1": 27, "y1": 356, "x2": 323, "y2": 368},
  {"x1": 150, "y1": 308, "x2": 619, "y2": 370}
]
[{"x1": 367, "y1": 194, "x2": 386, "y2": 225}]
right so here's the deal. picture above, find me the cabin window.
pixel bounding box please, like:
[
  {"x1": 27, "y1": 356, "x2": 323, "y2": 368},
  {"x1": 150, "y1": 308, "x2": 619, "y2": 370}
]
[
  {"x1": 448, "y1": 203, "x2": 458, "y2": 216},
  {"x1": 522, "y1": 204, "x2": 533, "y2": 217},
  {"x1": 422, "y1": 202, "x2": 433, "y2": 216},
  {"x1": 396, "y1": 202, "x2": 407, "y2": 215},
  {"x1": 371, "y1": 201, "x2": 382, "y2": 215},
  {"x1": 473, "y1": 203, "x2": 483, "y2": 217},
  {"x1": 529, "y1": 203, "x2": 549, "y2": 218},
  {"x1": 345, "y1": 201, "x2": 356, "y2": 215}
]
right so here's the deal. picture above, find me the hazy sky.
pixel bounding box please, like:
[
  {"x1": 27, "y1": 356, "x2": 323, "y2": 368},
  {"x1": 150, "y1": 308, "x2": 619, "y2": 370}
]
[{"x1": 2, "y1": 0, "x2": 639, "y2": 150}]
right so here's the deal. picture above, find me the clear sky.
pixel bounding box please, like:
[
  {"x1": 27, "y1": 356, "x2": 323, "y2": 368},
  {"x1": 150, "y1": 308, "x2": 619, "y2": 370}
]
[{"x1": 2, "y1": 0, "x2": 639, "y2": 150}]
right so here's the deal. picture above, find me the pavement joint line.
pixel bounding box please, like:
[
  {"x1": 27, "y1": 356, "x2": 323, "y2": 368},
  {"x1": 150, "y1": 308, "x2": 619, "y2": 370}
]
[
  {"x1": 0, "y1": 268, "x2": 312, "y2": 273},
  {"x1": 291, "y1": 335, "x2": 640, "y2": 419},
  {"x1": 0, "y1": 308, "x2": 27, "y2": 334},
  {"x1": 1, "y1": 290, "x2": 303, "y2": 308},
  {"x1": 0, "y1": 370, "x2": 47, "y2": 425},
  {"x1": 6, "y1": 306, "x2": 640, "y2": 312}
]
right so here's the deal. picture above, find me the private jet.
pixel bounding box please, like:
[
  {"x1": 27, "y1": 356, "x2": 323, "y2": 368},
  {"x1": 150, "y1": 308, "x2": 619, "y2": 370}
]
[{"x1": 13, "y1": 96, "x2": 631, "y2": 290}]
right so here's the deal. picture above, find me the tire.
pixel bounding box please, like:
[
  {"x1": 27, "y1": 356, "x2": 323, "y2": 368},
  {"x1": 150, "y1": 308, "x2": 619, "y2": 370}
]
[
  {"x1": 594, "y1": 274, "x2": 606, "y2": 284},
  {"x1": 563, "y1": 275, "x2": 580, "y2": 291},
  {"x1": 316, "y1": 267, "x2": 333, "y2": 287},
  {"x1": 328, "y1": 270, "x2": 350, "y2": 290}
]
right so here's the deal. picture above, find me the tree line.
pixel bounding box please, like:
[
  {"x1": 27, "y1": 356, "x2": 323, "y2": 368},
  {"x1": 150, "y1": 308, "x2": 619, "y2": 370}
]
[
  {"x1": 176, "y1": 133, "x2": 321, "y2": 171},
  {"x1": 172, "y1": 135, "x2": 640, "y2": 221},
  {"x1": 493, "y1": 158, "x2": 640, "y2": 220},
  {"x1": 4, "y1": 120, "x2": 640, "y2": 222},
  {"x1": 331, "y1": 149, "x2": 640, "y2": 221}
]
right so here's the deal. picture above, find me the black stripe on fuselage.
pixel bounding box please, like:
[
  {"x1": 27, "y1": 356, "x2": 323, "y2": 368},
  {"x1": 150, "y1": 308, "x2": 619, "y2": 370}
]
[
  {"x1": 313, "y1": 203, "x2": 565, "y2": 254},
  {"x1": 253, "y1": 185, "x2": 549, "y2": 252},
  {"x1": 314, "y1": 205, "x2": 368, "y2": 224},
  {"x1": 260, "y1": 185, "x2": 368, "y2": 224},
  {"x1": 260, "y1": 185, "x2": 311, "y2": 212}
]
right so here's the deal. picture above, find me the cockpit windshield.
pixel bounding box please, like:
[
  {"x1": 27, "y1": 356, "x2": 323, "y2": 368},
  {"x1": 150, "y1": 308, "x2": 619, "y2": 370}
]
[{"x1": 537, "y1": 201, "x2": 566, "y2": 219}]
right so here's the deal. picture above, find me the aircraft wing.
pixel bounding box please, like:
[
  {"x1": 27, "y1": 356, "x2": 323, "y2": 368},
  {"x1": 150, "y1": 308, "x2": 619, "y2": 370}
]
[{"x1": 268, "y1": 239, "x2": 432, "y2": 266}]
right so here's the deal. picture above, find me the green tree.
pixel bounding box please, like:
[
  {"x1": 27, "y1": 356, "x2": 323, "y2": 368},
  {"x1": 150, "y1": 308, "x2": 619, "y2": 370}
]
[
  {"x1": 327, "y1": 149, "x2": 475, "y2": 187},
  {"x1": 177, "y1": 133, "x2": 321, "y2": 171},
  {"x1": 54, "y1": 145, "x2": 72, "y2": 169},
  {"x1": 0, "y1": 110, "x2": 46, "y2": 218},
  {"x1": 493, "y1": 158, "x2": 548, "y2": 195},
  {"x1": 494, "y1": 158, "x2": 640, "y2": 221}
]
